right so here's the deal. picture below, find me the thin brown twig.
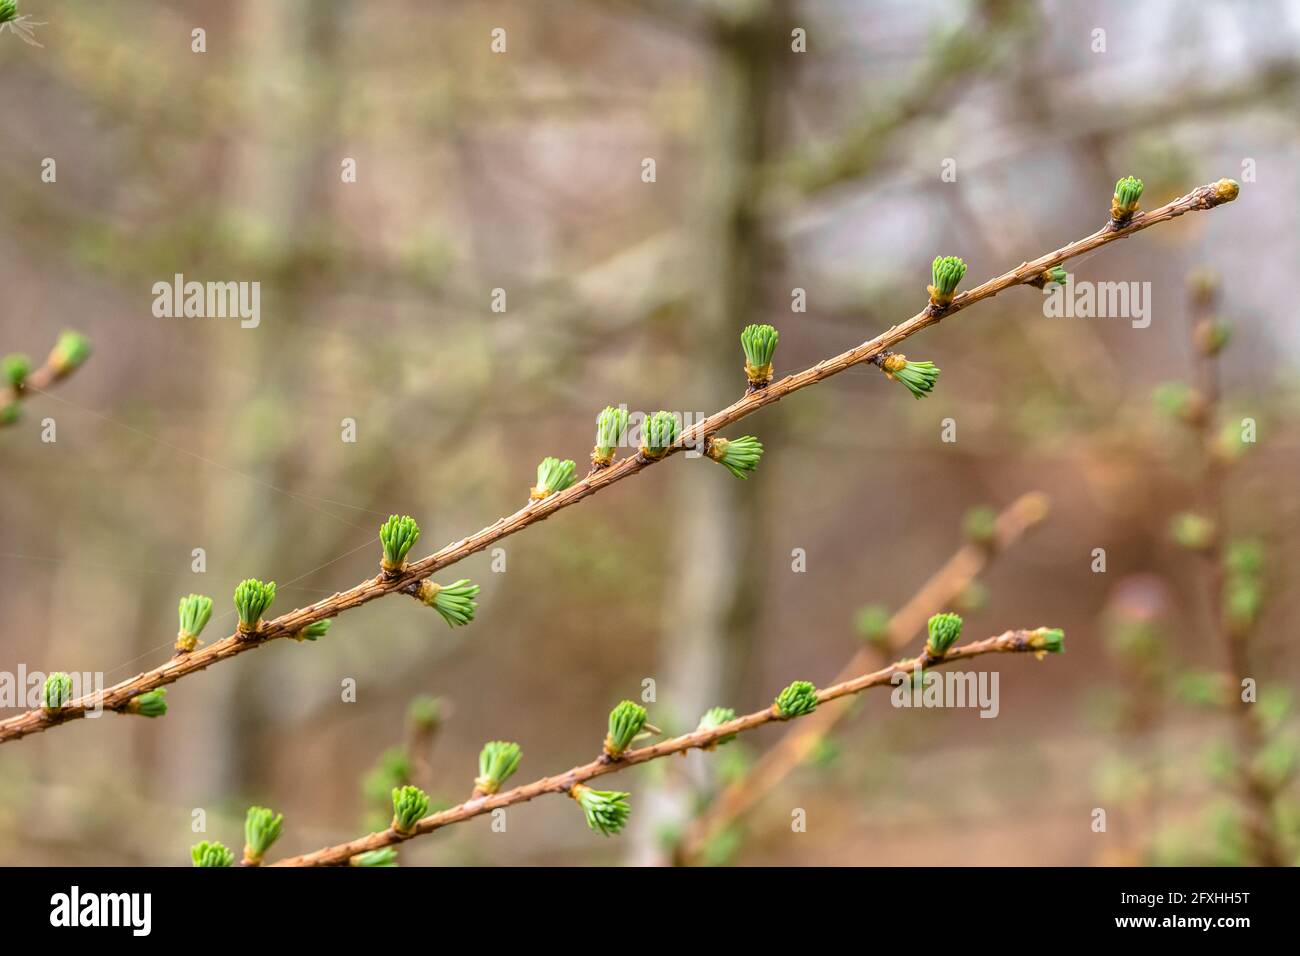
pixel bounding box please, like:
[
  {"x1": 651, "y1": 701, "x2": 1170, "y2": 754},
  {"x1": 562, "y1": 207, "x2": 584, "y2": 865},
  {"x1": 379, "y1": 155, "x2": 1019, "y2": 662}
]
[
  {"x1": 0, "y1": 178, "x2": 1239, "y2": 746},
  {"x1": 675, "y1": 490, "x2": 1050, "y2": 863},
  {"x1": 1186, "y1": 280, "x2": 1282, "y2": 866},
  {"x1": 270, "y1": 628, "x2": 1062, "y2": 866}
]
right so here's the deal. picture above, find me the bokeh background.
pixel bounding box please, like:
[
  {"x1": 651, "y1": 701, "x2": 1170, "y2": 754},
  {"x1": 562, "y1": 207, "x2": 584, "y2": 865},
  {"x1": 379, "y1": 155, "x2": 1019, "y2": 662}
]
[{"x1": 1, "y1": 0, "x2": 1298, "y2": 866}]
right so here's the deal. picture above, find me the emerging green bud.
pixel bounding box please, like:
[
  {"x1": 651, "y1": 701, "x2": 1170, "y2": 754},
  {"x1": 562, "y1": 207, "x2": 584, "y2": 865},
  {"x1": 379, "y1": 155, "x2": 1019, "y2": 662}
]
[
  {"x1": 350, "y1": 847, "x2": 399, "y2": 867},
  {"x1": 176, "y1": 593, "x2": 213, "y2": 653},
  {"x1": 1212, "y1": 178, "x2": 1240, "y2": 204},
  {"x1": 42, "y1": 672, "x2": 72, "y2": 711},
  {"x1": 0, "y1": 402, "x2": 18, "y2": 426},
  {"x1": 1153, "y1": 381, "x2": 1207, "y2": 427},
  {"x1": 1027, "y1": 627, "x2": 1065, "y2": 658},
  {"x1": 391, "y1": 784, "x2": 430, "y2": 834},
  {"x1": 191, "y1": 840, "x2": 235, "y2": 868},
  {"x1": 407, "y1": 694, "x2": 442, "y2": 731},
  {"x1": 926, "y1": 611, "x2": 964, "y2": 658},
  {"x1": 705, "y1": 435, "x2": 763, "y2": 479},
  {"x1": 740, "y1": 323, "x2": 779, "y2": 389},
  {"x1": 1170, "y1": 512, "x2": 1215, "y2": 552},
  {"x1": 955, "y1": 581, "x2": 990, "y2": 614},
  {"x1": 962, "y1": 505, "x2": 999, "y2": 549},
  {"x1": 415, "y1": 578, "x2": 480, "y2": 627},
  {"x1": 1194, "y1": 318, "x2": 1232, "y2": 356},
  {"x1": 854, "y1": 604, "x2": 893, "y2": 647},
  {"x1": 379, "y1": 514, "x2": 421, "y2": 574},
  {"x1": 474, "y1": 740, "x2": 522, "y2": 796},
  {"x1": 1110, "y1": 175, "x2": 1143, "y2": 223},
  {"x1": 639, "y1": 410, "x2": 679, "y2": 460},
  {"x1": 1213, "y1": 420, "x2": 1253, "y2": 465},
  {"x1": 243, "y1": 806, "x2": 284, "y2": 865},
  {"x1": 233, "y1": 578, "x2": 276, "y2": 634},
  {"x1": 880, "y1": 353, "x2": 940, "y2": 399},
  {"x1": 530, "y1": 456, "x2": 577, "y2": 501},
  {"x1": 928, "y1": 256, "x2": 967, "y2": 308},
  {"x1": 2, "y1": 353, "x2": 30, "y2": 388},
  {"x1": 1186, "y1": 267, "x2": 1219, "y2": 307},
  {"x1": 772, "y1": 680, "x2": 818, "y2": 719},
  {"x1": 125, "y1": 688, "x2": 167, "y2": 718},
  {"x1": 1225, "y1": 576, "x2": 1263, "y2": 635},
  {"x1": 48, "y1": 331, "x2": 92, "y2": 379},
  {"x1": 569, "y1": 783, "x2": 631, "y2": 836},
  {"x1": 1226, "y1": 539, "x2": 1264, "y2": 577},
  {"x1": 1044, "y1": 266, "x2": 1068, "y2": 286},
  {"x1": 696, "y1": 706, "x2": 738, "y2": 749},
  {"x1": 604, "y1": 699, "x2": 649, "y2": 758},
  {"x1": 0, "y1": 1, "x2": 17, "y2": 25},
  {"x1": 592, "y1": 405, "x2": 629, "y2": 468},
  {"x1": 294, "y1": 618, "x2": 332, "y2": 642}
]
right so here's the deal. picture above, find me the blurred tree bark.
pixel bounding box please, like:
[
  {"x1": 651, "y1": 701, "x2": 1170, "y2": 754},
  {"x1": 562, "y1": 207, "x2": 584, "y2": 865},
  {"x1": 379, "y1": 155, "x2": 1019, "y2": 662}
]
[{"x1": 631, "y1": 0, "x2": 790, "y2": 865}]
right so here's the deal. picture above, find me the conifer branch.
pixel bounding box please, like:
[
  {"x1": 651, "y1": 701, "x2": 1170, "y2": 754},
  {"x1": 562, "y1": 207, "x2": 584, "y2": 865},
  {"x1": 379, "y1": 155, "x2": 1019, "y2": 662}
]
[
  {"x1": 270, "y1": 627, "x2": 1064, "y2": 867},
  {"x1": 0, "y1": 178, "x2": 1237, "y2": 746}
]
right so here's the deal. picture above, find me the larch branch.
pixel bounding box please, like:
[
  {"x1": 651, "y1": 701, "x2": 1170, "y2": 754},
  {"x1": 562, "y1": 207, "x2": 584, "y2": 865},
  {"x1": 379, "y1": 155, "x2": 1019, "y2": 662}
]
[
  {"x1": 270, "y1": 629, "x2": 1062, "y2": 867},
  {"x1": 0, "y1": 178, "x2": 1238, "y2": 746}
]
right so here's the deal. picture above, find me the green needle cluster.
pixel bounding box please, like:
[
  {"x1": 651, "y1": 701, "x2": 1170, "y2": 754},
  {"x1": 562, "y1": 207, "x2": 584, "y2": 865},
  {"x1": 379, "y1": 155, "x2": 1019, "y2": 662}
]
[
  {"x1": 294, "y1": 618, "x2": 332, "y2": 642},
  {"x1": 772, "y1": 680, "x2": 818, "y2": 719},
  {"x1": 928, "y1": 255, "x2": 967, "y2": 308},
  {"x1": 706, "y1": 435, "x2": 763, "y2": 479},
  {"x1": 415, "y1": 578, "x2": 480, "y2": 627},
  {"x1": 475, "y1": 741, "x2": 522, "y2": 795},
  {"x1": 243, "y1": 806, "x2": 284, "y2": 865},
  {"x1": 592, "y1": 405, "x2": 629, "y2": 467},
  {"x1": 926, "y1": 612, "x2": 964, "y2": 658},
  {"x1": 531, "y1": 456, "x2": 577, "y2": 500},
  {"x1": 380, "y1": 514, "x2": 421, "y2": 573},
  {"x1": 176, "y1": 593, "x2": 213, "y2": 653},
  {"x1": 569, "y1": 784, "x2": 631, "y2": 836},
  {"x1": 696, "y1": 706, "x2": 738, "y2": 749},
  {"x1": 350, "y1": 848, "x2": 399, "y2": 867},
  {"x1": 604, "y1": 700, "x2": 649, "y2": 758},
  {"x1": 42, "y1": 672, "x2": 72, "y2": 711},
  {"x1": 1111, "y1": 175, "x2": 1143, "y2": 223},
  {"x1": 740, "y1": 323, "x2": 779, "y2": 388},
  {"x1": 191, "y1": 840, "x2": 234, "y2": 868},
  {"x1": 639, "y1": 410, "x2": 679, "y2": 460},
  {"x1": 125, "y1": 689, "x2": 167, "y2": 718},
  {"x1": 233, "y1": 578, "x2": 276, "y2": 634},
  {"x1": 391, "y1": 784, "x2": 431, "y2": 834},
  {"x1": 880, "y1": 353, "x2": 940, "y2": 399}
]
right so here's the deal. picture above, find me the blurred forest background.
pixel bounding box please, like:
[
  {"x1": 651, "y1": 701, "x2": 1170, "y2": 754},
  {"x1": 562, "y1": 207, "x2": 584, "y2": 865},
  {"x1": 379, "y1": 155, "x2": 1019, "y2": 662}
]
[{"x1": 1, "y1": 0, "x2": 1298, "y2": 866}]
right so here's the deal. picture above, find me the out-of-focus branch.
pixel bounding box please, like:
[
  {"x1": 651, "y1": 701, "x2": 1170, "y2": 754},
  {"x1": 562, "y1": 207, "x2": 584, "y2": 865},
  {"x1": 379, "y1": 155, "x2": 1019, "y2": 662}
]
[{"x1": 675, "y1": 490, "x2": 1050, "y2": 863}]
